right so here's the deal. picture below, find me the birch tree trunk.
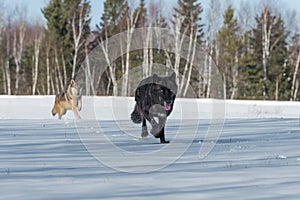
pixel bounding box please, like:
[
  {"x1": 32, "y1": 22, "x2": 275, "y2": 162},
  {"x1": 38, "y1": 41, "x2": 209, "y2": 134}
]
[
  {"x1": 202, "y1": 37, "x2": 209, "y2": 97},
  {"x1": 230, "y1": 52, "x2": 239, "y2": 99},
  {"x1": 5, "y1": 24, "x2": 11, "y2": 95},
  {"x1": 173, "y1": 16, "x2": 186, "y2": 77},
  {"x1": 183, "y1": 30, "x2": 197, "y2": 97},
  {"x1": 122, "y1": 10, "x2": 140, "y2": 96},
  {"x1": 61, "y1": 49, "x2": 67, "y2": 87},
  {"x1": 99, "y1": 30, "x2": 118, "y2": 96},
  {"x1": 291, "y1": 50, "x2": 300, "y2": 100},
  {"x1": 223, "y1": 74, "x2": 227, "y2": 100},
  {"x1": 262, "y1": 8, "x2": 272, "y2": 99},
  {"x1": 71, "y1": 6, "x2": 84, "y2": 79},
  {"x1": 84, "y1": 44, "x2": 95, "y2": 95},
  {"x1": 32, "y1": 34, "x2": 42, "y2": 95},
  {"x1": 46, "y1": 46, "x2": 50, "y2": 95},
  {"x1": 178, "y1": 27, "x2": 194, "y2": 96},
  {"x1": 55, "y1": 49, "x2": 64, "y2": 92},
  {"x1": 13, "y1": 22, "x2": 25, "y2": 94},
  {"x1": 206, "y1": 46, "x2": 213, "y2": 98},
  {"x1": 143, "y1": 28, "x2": 150, "y2": 78},
  {"x1": 206, "y1": 0, "x2": 222, "y2": 98},
  {"x1": 171, "y1": 16, "x2": 188, "y2": 92},
  {"x1": 0, "y1": 12, "x2": 4, "y2": 93},
  {"x1": 5, "y1": 59, "x2": 11, "y2": 95},
  {"x1": 294, "y1": 80, "x2": 299, "y2": 101},
  {"x1": 149, "y1": 32, "x2": 153, "y2": 76}
]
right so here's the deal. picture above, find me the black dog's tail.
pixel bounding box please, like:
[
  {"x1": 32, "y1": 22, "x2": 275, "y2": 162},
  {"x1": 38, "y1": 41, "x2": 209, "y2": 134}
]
[{"x1": 131, "y1": 104, "x2": 142, "y2": 123}]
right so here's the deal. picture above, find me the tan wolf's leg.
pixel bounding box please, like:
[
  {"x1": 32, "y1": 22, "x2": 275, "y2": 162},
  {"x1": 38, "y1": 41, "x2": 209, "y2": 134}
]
[{"x1": 72, "y1": 107, "x2": 81, "y2": 120}]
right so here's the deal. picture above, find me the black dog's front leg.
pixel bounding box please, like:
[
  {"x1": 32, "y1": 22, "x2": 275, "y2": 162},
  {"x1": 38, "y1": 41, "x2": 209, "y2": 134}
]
[
  {"x1": 155, "y1": 126, "x2": 169, "y2": 144},
  {"x1": 141, "y1": 117, "x2": 149, "y2": 137}
]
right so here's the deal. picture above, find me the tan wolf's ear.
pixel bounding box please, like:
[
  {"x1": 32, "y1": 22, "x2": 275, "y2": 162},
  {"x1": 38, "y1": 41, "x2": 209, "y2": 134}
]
[
  {"x1": 170, "y1": 72, "x2": 176, "y2": 81},
  {"x1": 70, "y1": 79, "x2": 75, "y2": 85},
  {"x1": 55, "y1": 94, "x2": 60, "y2": 101}
]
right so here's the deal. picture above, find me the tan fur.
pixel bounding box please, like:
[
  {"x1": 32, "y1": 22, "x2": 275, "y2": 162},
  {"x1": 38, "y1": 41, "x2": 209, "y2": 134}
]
[{"x1": 51, "y1": 79, "x2": 82, "y2": 120}]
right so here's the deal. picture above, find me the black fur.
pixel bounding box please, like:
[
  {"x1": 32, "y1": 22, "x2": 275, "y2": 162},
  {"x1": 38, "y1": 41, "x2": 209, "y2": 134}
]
[{"x1": 131, "y1": 72, "x2": 177, "y2": 143}]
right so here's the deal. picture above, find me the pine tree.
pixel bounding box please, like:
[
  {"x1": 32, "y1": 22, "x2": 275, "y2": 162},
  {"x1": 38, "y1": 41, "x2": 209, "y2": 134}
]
[
  {"x1": 172, "y1": 0, "x2": 204, "y2": 97},
  {"x1": 98, "y1": 0, "x2": 129, "y2": 37},
  {"x1": 245, "y1": 7, "x2": 289, "y2": 100},
  {"x1": 217, "y1": 5, "x2": 240, "y2": 99},
  {"x1": 42, "y1": 0, "x2": 69, "y2": 47},
  {"x1": 42, "y1": 0, "x2": 91, "y2": 90},
  {"x1": 134, "y1": 0, "x2": 147, "y2": 28},
  {"x1": 173, "y1": 0, "x2": 204, "y2": 38}
]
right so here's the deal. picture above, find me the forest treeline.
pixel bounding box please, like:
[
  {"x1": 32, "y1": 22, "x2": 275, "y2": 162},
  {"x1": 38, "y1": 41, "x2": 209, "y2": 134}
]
[{"x1": 0, "y1": 0, "x2": 299, "y2": 100}]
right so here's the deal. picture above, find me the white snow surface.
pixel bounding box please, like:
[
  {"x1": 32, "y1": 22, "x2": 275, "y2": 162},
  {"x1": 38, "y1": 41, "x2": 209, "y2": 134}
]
[{"x1": 0, "y1": 95, "x2": 300, "y2": 199}]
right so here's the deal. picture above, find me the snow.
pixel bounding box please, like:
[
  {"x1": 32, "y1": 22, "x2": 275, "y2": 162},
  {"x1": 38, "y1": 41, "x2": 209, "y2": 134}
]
[{"x1": 0, "y1": 95, "x2": 300, "y2": 199}]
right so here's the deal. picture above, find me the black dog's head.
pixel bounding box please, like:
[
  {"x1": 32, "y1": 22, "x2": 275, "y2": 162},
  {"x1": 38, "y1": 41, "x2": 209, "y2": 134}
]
[{"x1": 152, "y1": 72, "x2": 177, "y2": 114}]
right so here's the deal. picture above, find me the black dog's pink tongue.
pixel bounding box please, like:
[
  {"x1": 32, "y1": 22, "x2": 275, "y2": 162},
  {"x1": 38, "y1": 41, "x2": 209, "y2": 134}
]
[{"x1": 165, "y1": 104, "x2": 171, "y2": 111}]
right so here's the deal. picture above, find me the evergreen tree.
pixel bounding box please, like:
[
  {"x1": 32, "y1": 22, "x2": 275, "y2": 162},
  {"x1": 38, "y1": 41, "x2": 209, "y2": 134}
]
[
  {"x1": 98, "y1": 0, "x2": 129, "y2": 37},
  {"x1": 42, "y1": 0, "x2": 91, "y2": 89},
  {"x1": 134, "y1": 0, "x2": 147, "y2": 28},
  {"x1": 174, "y1": 0, "x2": 204, "y2": 38},
  {"x1": 42, "y1": 0, "x2": 69, "y2": 48},
  {"x1": 171, "y1": 0, "x2": 204, "y2": 97},
  {"x1": 244, "y1": 7, "x2": 290, "y2": 100},
  {"x1": 217, "y1": 6, "x2": 240, "y2": 99}
]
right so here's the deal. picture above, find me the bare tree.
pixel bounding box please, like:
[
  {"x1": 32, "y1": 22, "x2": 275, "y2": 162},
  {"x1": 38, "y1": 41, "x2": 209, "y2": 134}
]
[
  {"x1": 178, "y1": 25, "x2": 194, "y2": 96},
  {"x1": 0, "y1": 6, "x2": 5, "y2": 93},
  {"x1": 54, "y1": 48, "x2": 64, "y2": 92},
  {"x1": 32, "y1": 31, "x2": 43, "y2": 95},
  {"x1": 183, "y1": 27, "x2": 197, "y2": 97},
  {"x1": 142, "y1": 26, "x2": 152, "y2": 78},
  {"x1": 71, "y1": 5, "x2": 85, "y2": 79},
  {"x1": 5, "y1": 17, "x2": 12, "y2": 95},
  {"x1": 121, "y1": 8, "x2": 140, "y2": 96},
  {"x1": 205, "y1": 0, "x2": 222, "y2": 98},
  {"x1": 12, "y1": 8, "x2": 26, "y2": 94},
  {"x1": 161, "y1": 14, "x2": 187, "y2": 95},
  {"x1": 45, "y1": 42, "x2": 51, "y2": 95},
  {"x1": 173, "y1": 15, "x2": 186, "y2": 78},
  {"x1": 261, "y1": 7, "x2": 272, "y2": 99},
  {"x1": 99, "y1": 30, "x2": 118, "y2": 96},
  {"x1": 291, "y1": 49, "x2": 300, "y2": 100}
]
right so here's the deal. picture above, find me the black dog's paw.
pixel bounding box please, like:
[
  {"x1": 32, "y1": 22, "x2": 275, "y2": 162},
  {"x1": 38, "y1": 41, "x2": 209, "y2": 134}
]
[
  {"x1": 141, "y1": 126, "x2": 149, "y2": 137},
  {"x1": 160, "y1": 139, "x2": 170, "y2": 144}
]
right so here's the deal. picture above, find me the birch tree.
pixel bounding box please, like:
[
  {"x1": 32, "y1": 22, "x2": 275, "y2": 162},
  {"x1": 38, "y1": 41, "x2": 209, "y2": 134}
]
[
  {"x1": 217, "y1": 5, "x2": 240, "y2": 99},
  {"x1": 70, "y1": 1, "x2": 90, "y2": 79},
  {"x1": 0, "y1": 8, "x2": 5, "y2": 93},
  {"x1": 13, "y1": 14, "x2": 26, "y2": 94},
  {"x1": 98, "y1": 31, "x2": 118, "y2": 96},
  {"x1": 121, "y1": 8, "x2": 140, "y2": 96},
  {"x1": 71, "y1": 5, "x2": 84, "y2": 79},
  {"x1": 290, "y1": 34, "x2": 300, "y2": 100},
  {"x1": 171, "y1": 0, "x2": 203, "y2": 97},
  {"x1": 248, "y1": 6, "x2": 289, "y2": 100},
  {"x1": 32, "y1": 32, "x2": 43, "y2": 95},
  {"x1": 261, "y1": 7, "x2": 272, "y2": 99},
  {"x1": 98, "y1": 0, "x2": 129, "y2": 96},
  {"x1": 5, "y1": 17, "x2": 11, "y2": 95},
  {"x1": 203, "y1": 0, "x2": 222, "y2": 98}
]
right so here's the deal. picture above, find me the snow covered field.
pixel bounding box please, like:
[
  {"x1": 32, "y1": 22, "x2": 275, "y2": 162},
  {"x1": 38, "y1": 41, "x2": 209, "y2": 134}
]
[{"x1": 0, "y1": 96, "x2": 300, "y2": 199}]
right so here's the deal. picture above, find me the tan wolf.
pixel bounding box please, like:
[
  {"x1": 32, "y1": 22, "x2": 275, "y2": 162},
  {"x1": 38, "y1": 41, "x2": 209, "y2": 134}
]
[{"x1": 52, "y1": 79, "x2": 82, "y2": 120}]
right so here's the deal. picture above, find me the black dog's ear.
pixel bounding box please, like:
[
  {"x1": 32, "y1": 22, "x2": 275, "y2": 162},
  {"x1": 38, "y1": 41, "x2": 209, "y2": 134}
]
[
  {"x1": 169, "y1": 72, "x2": 176, "y2": 81},
  {"x1": 153, "y1": 74, "x2": 159, "y2": 83}
]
